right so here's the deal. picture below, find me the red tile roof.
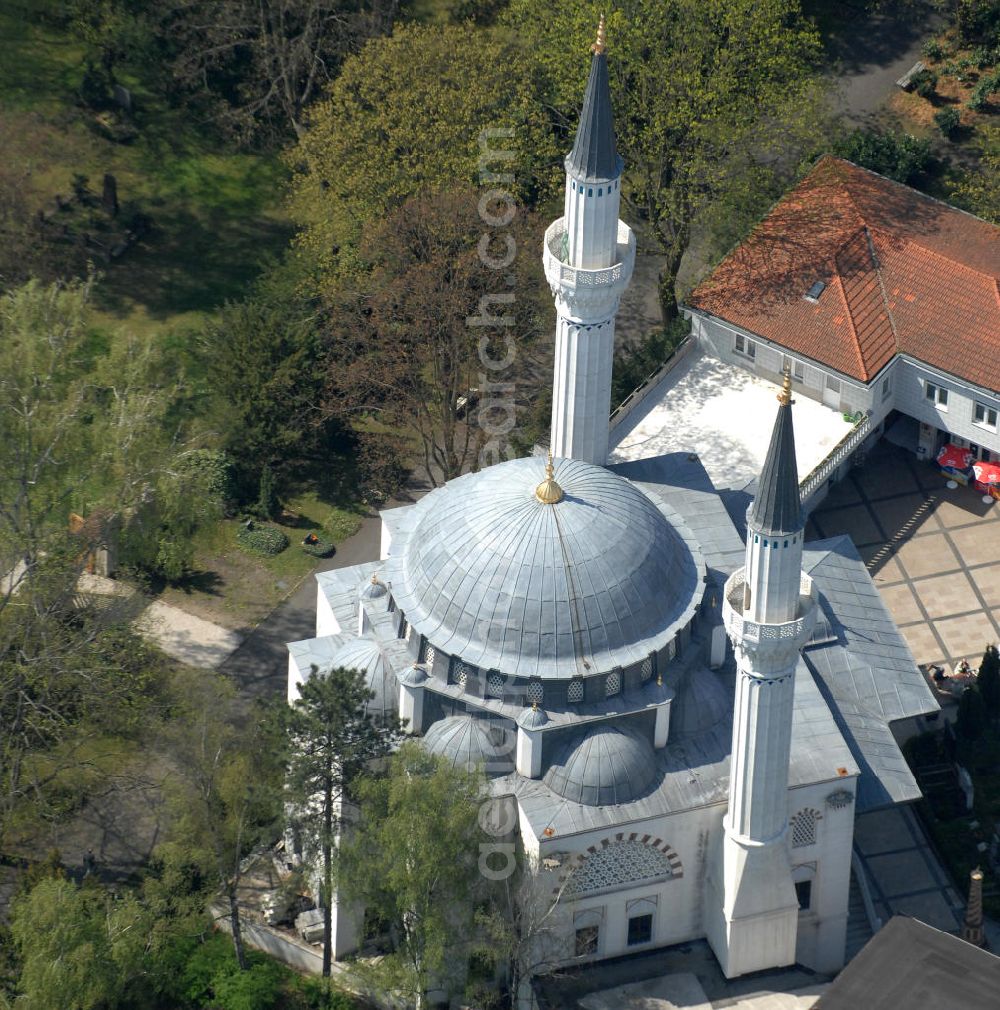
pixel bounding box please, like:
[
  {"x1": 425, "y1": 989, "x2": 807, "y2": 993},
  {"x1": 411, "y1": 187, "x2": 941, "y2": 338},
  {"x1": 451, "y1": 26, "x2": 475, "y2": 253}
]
[{"x1": 687, "y1": 156, "x2": 1000, "y2": 388}]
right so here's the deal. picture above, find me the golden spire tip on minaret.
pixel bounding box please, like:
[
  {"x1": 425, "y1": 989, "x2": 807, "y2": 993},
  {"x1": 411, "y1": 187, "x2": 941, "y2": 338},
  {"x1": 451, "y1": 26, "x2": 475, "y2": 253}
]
[
  {"x1": 777, "y1": 364, "x2": 793, "y2": 406},
  {"x1": 535, "y1": 451, "x2": 564, "y2": 504},
  {"x1": 591, "y1": 14, "x2": 607, "y2": 55}
]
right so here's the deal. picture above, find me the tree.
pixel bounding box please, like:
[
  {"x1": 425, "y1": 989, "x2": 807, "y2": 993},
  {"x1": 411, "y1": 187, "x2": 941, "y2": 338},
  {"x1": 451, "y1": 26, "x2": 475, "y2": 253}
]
[
  {"x1": 161, "y1": 671, "x2": 284, "y2": 971},
  {"x1": 9, "y1": 876, "x2": 152, "y2": 1010},
  {"x1": 288, "y1": 22, "x2": 560, "y2": 283},
  {"x1": 834, "y1": 128, "x2": 933, "y2": 186},
  {"x1": 202, "y1": 293, "x2": 341, "y2": 496},
  {"x1": 341, "y1": 742, "x2": 486, "y2": 1010},
  {"x1": 957, "y1": 685, "x2": 988, "y2": 742},
  {"x1": 504, "y1": 0, "x2": 826, "y2": 320},
  {"x1": 952, "y1": 125, "x2": 1000, "y2": 224},
  {"x1": 978, "y1": 644, "x2": 1000, "y2": 719},
  {"x1": 285, "y1": 667, "x2": 401, "y2": 978},
  {"x1": 477, "y1": 839, "x2": 578, "y2": 1010},
  {"x1": 163, "y1": 0, "x2": 398, "y2": 144},
  {"x1": 326, "y1": 186, "x2": 547, "y2": 485}
]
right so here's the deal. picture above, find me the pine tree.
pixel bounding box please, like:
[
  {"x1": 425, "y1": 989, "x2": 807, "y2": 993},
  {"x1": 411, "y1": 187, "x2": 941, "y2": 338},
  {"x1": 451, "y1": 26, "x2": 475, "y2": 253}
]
[
  {"x1": 977, "y1": 644, "x2": 1000, "y2": 719},
  {"x1": 957, "y1": 685, "x2": 988, "y2": 742}
]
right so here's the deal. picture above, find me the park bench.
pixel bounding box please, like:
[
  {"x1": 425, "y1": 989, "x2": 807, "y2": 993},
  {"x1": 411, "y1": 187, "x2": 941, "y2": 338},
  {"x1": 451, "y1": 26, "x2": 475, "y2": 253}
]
[{"x1": 896, "y1": 60, "x2": 926, "y2": 90}]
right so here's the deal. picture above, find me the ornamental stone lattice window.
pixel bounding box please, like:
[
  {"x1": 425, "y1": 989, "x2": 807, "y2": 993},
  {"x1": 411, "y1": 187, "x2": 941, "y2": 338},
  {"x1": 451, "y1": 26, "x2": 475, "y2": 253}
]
[
  {"x1": 605, "y1": 670, "x2": 622, "y2": 697},
  {"x1": 451, "y1": 659, "x2": 470, "y2": 691},
  {"x1": 790, "y1": 809, "x2": 820, "y2": 848},
  {"x1": 567, "y1": 841, "x2": 674, "y2": 896},
  {"x1": 567, "y1": 678, "x2": 585, "y2": 703},
  {"x1": 526, "y1": 680, "x2": 544, "y2": 705},
  {"x1": 486, "y1": 670, "x2": 505, "y2": 698},
  {"x1": 422, "y1": 642, "x2": 436, "y2": 669},
  {"x1": 640, "y1": 657, "x2": 654, "y2": 683}
]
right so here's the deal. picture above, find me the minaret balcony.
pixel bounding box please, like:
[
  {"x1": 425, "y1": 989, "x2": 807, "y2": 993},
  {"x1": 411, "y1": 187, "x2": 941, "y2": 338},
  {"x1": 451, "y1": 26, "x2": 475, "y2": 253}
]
[
  {"x1": 721, "y1": 569, "x2": 817, "y2": 649},
  {"x1": 543, "y1": 217, "x2": 636, "y2": 293}
]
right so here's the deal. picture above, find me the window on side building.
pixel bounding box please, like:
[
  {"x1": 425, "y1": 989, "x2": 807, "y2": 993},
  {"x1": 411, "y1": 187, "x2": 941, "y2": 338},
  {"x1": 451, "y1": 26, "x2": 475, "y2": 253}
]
[{"x1": 974, "y1": 401, "x2": 998, "y2": 431}]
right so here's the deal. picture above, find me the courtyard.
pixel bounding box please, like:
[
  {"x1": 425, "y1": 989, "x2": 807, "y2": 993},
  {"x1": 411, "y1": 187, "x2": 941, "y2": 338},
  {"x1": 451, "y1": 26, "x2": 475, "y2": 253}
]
[{"x1": 807, "y1": 439, "x2": 1000, "y2": 673}]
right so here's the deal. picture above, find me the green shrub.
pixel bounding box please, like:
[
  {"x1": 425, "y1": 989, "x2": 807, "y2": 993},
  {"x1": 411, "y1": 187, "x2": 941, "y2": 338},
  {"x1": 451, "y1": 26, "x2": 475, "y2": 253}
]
[
  {"x1": 254, "y1": 464, "x2": 280, "y2": 520},
  {"x1": 934, "y1": 107, "x2": 962, "y2": 137},
  {"x1": 324, "y1": 507, "x2": 363, "y2": 543},
  {"x1": 236, "y1": 523, "x2": 289, "y2": 557},
  {"x1": 922, "y1": 39, "x2": 945, "y2": 60},
  {"x1": 834, "y1": 129, "x2": 933, "y2": 185},
  {"x1": 913, "y1": 68, "x2": 939, "y2": 98},
  {"x1": 181, "y1": 450, "x2": 237, "y2": 512},
  {"x1": 301, "y1": 534, "x2": 335, "y2": 558}
]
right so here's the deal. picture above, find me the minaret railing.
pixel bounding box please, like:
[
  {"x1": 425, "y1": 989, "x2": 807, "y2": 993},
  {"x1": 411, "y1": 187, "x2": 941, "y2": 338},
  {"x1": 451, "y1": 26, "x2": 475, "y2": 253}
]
[
  {"x1": 722, "y1": 570, "x2": 816, "y2": 645},
  {"x1": 543, "y1": 218, "x2": 635, "y2": 290}
]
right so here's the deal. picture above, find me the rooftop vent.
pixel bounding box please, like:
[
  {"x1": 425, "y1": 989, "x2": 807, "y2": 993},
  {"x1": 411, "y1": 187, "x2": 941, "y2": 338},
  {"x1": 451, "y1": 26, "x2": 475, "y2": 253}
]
[{"x1": 804, "y1": 280, "x2": 827, "y2": 303}]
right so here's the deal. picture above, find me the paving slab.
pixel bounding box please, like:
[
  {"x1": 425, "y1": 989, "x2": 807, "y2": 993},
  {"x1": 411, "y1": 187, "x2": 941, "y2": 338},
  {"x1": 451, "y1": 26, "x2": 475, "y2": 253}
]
[
  {"x1": 933, "y1": 611, "x2": 1000, "y2": 661},
  {"x1": 949, "y1": 522, "x2": 1000, "y2": 563},
  {"x1": 888, "y1": 890, "x2": 962, "y2": 931},
  {"x1": 894, "y1": 532, "x2": 961, "y2": 580},
  {"x1": 864, "y1": 849, "x2": 939, "y2": 898},
  {"x1": 971, "y1": 565, "x2": 1000, "y2": 608},
  {"x1": 136, "y1": 600, "x2": 244, "y2": 668},
  {"x1": 853, "y1": 807, "x2": 916, "y2": 856},
  {"x1": 912, "y1": 571, "x2": 978, "y2": 621},
  {"x1": 899, "y1": 622, "x2": 944, "y2": 667},
  {"x1": 579, "y1": 972, "x2": 711, "y2": 1010},
  {"x1": 879, "y1": 582, "x2": 923, "y2": 625}
]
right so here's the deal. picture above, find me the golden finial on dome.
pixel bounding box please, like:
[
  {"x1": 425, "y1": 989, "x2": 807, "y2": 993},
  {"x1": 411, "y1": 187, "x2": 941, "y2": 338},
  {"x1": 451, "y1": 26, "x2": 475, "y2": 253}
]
[
  {"x1": 535, "y1": 452, "x2": 564, "y2": 505},
  {"x1": 370, "y1": 572, "x2": 380, "y2": 585},
  {"x1": 591, "y1": 14, "x2": 607, "y2": 55},
  {"x1": 777, "y1": 364, "x2": 793, "y2": 406}
]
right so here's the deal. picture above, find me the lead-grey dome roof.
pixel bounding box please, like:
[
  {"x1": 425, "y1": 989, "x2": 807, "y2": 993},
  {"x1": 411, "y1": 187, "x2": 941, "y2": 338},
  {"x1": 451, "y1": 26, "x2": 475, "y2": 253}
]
[
  {"x1": 385, "y1": 456, "x2": 703, "y2": 679},
  {"x1": 544, "y1": 723, "x2": 657, "y2": 806},
  {"x1": 421, "y1": 715, "x2": 513, "y2": 776},
  {"x1": 328, "y1": 637, "x2": 396, "y2": 719}
]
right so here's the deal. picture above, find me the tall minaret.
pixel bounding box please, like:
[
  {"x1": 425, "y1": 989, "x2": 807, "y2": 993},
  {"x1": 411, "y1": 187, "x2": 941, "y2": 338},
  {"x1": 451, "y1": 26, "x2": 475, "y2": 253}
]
[
  {"x1": 706, "y1": 369, "x2": 818, "y2": 978},
  {"x1": 543, "y1": 16, "x2": 635, "y2": 465}
]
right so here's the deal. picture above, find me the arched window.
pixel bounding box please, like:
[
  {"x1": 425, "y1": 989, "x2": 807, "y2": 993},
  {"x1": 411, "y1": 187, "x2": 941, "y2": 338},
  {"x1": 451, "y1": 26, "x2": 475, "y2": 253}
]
[
  {"x1": 605, "y1": 669, "x2": 622, "y2": 697},
  {"x1": 566, "y1": 840, "x2": 677, "y2": 897},
  {"x1": 567, "y1": 678, "x2": 584, "y2": 703},
  {"x1": 485, "y1": 670, "x2": 505, "y2": 698},
  {"x1": 526, "y1": 679, "x2": 544, "y2": 705},
  {"x1": 791, "y1": 808, "x2": 821, "y2": 848}
]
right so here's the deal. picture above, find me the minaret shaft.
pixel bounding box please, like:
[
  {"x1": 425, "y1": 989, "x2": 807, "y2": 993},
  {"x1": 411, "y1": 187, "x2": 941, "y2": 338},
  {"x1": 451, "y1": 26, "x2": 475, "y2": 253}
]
[
  {"x1": 543, "y1": 37, "x2": 634, "y2": 466},
  {"x1": 706, "y1": 376, "x2": 816, "y2": 979}
]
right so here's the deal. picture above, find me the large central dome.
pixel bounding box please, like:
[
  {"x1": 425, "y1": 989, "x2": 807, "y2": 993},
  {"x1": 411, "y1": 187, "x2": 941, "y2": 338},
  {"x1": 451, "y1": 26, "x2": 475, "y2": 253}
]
[{"x1": 384, "y1": 456, "x2": 703, "y2": 679}]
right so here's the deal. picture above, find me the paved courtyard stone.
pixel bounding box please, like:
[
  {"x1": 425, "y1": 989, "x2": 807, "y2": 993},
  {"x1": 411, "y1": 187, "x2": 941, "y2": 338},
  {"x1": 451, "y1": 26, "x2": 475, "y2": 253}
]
[
  {"x1": 949, "y1": 522, "x2": 1000, "y2": 564},
  {"x1": 879, "y1": 582, "x2": 924, "y2": 625},
  {"x1": 871, "y1": 555, "x2": 904, "y2": 585},
  {"x1": 853, "y1": 807, "x2": 913, "y2": 856},
  {"x1": 888, "y1": 890, "x2": 962, "y2": 931},
  {"x1": 894, "y1": 532, "x2": 961, "y2": 580},
  {"x1": 865, "y1": 849, "x2": 936, "y2": 896},
  {"x1": 971, "y1": 565, "x2": 1000, "y2": 608},
  {"x1": 899, "y1": 622, "x2": 943, "y2": 666},
  {"x1": 933, "y1": 611, "x2": 1000, "y2": 661},
  {"x1": 912, "y1": 571, "x2": 978, "y2": 620}
]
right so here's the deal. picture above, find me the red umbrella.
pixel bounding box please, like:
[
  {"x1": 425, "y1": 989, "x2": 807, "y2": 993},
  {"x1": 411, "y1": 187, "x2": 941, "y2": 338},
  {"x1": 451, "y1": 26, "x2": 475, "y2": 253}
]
[
  {"x1": 973, "y1": 461, "x2": 1000, "y2": 485},
  {"x1": 937, "y1": 443, "x2": 973, "y2": 470}
]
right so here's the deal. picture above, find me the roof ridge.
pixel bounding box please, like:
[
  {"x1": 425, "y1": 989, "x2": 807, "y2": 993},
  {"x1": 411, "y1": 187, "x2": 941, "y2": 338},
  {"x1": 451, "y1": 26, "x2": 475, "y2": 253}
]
[{"x1": 863, "y1": 224, "x2": 901, "y2": 352}]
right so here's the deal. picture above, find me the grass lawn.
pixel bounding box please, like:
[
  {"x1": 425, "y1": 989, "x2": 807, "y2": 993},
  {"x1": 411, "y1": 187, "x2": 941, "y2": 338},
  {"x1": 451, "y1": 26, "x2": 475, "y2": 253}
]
[
  {"x1": 0, "y1": 2, "x2": 293, "y2": 336},
  {"x1": 159, "y1": 492, "x2": 366, "y2": 631}
]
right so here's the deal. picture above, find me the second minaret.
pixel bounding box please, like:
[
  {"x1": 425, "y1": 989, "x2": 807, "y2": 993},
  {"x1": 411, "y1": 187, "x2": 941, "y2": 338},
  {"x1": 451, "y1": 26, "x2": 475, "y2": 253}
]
[{"x1": 543, "y1": 17, "x2": 635, "y2": 466}]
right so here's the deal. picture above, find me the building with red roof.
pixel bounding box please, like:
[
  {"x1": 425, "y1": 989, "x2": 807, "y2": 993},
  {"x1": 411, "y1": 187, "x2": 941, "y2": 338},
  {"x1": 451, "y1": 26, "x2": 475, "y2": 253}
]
[{"x1": 685, "y1": 156, "x2": 1000, "y2": 469}]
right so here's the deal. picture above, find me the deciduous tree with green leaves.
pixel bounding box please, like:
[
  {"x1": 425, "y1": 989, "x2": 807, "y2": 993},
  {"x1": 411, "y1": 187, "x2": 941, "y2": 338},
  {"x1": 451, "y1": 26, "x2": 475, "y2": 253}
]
[
  {"x1": 503, "y1": 0, "x2": 826, "y2": 320},
  {"x1": 288, "y1": 22, "x2": 560, "y2": 287},
  {"x1": 341, "y1": 742, "x2": 487, "y2": 1010},
  {"x1": 953, "y1": 125, "x2": 1000, "y2": 223}
]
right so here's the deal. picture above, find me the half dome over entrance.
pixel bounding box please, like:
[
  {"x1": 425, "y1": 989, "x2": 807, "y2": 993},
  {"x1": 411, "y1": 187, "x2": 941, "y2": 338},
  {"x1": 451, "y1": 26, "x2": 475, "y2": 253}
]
[{"x1": 384, "y1": 456, "x2": 704, "y2": 679}]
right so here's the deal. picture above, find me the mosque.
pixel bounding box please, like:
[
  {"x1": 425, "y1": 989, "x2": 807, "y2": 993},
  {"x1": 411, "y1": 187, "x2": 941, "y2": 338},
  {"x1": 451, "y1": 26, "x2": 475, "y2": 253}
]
[{"x1": 287, "y1": 19, "x2": 937, "y2": 984}]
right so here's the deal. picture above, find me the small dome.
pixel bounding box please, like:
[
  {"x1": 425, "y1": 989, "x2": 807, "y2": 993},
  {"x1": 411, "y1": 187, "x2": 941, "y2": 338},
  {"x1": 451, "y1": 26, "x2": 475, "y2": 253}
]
[
  {"x1": 517, "y1": 706, "x2": 549, "y2": 729},
  {"x1": 421, "y1": 715, "x2": 512, "y2": 775},
  {"x1": 328, "y1": 637, "x2": 396, "y2": 718},
  {"x1": 396, "y1": 664, "x2": 427, "y2": 686},
  {"x1": 544, "y1": 723, "x2": 657, "y2": 806},
  {"x1": 359, "y1": 573, "x2": 388, "y2": 600}
]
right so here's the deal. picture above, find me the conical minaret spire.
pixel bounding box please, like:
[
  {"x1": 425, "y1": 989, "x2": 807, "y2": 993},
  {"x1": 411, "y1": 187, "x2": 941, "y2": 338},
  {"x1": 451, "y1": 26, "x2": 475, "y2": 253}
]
[
  {"x1": 543, "y1": 16, "x2": 635, "y2": 466},
  {"x1": 705, "y1": 368, "x2": 822, "y2": 978}
]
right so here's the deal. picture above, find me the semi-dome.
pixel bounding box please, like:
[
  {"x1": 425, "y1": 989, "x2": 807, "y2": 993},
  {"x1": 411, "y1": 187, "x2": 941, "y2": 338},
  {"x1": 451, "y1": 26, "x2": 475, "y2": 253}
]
[
  {"x1": 544, "y1": 723, "x2": 657, "y2": 806},
  {"x1": 328, "y1": 637, "x2": 396, "y2": 718},
  {"x1": 421, "y1": 715, "x2": 513, "y2": 775},
  {"x1": 384, "y1": 456, "x2": 703, "y2": 679}
]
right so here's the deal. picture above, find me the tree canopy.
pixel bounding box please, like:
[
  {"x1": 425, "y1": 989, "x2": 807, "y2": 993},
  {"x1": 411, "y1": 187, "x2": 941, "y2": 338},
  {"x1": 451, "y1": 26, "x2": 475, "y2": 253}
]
[
  {"x1": 288, "y1": 22, "x2": 560, "y2": 283},
  {"x1": 503, "y1": 0, "x2": 826, "y2": 318}
]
